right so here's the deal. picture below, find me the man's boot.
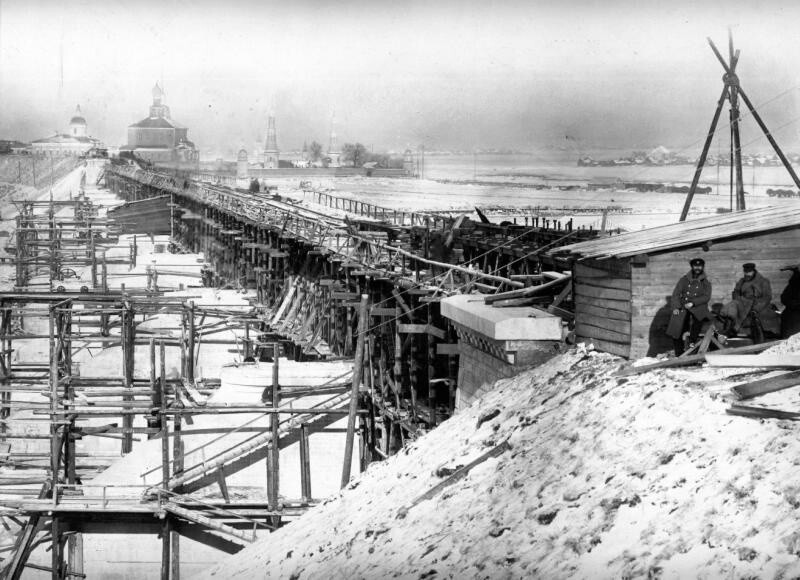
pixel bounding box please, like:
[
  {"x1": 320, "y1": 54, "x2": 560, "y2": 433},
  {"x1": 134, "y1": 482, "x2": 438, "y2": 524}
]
[{"x1": 722, "y1": 317, "x2": 737, "y2": 338}]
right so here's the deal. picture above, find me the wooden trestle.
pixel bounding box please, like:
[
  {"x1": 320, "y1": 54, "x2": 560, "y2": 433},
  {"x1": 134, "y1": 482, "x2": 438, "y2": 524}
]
[
  {"x1": 0, "y1": 162, "x2": 597, "y2": 579},
  {"x1": 104, "y1": 163, "x2": 596, "y2": 452}
]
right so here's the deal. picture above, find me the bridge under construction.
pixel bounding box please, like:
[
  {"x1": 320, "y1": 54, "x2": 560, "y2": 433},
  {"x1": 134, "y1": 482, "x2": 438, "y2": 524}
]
[{"x1": 0, "y1": 159, "x2": 598, "y2": 578}]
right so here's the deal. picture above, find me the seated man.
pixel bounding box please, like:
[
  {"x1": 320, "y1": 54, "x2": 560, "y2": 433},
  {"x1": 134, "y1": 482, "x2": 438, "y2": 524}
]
[
  {"x1": 666, "y1": 258, "x2": 712, "y2": 355},
  {"x1": 720, "y1": 262, "x2": 780, "y2": 340}
]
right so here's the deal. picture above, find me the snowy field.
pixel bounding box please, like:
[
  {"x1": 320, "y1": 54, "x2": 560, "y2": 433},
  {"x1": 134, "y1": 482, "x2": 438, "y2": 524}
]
[{"x1": 276, "y1": 153, "x2": 800, "y2": 231}]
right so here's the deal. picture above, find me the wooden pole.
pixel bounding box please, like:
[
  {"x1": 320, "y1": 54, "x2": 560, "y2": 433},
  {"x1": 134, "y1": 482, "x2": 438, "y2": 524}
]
[
  {"x1": 160, "y1": 340, "x2": 169, "y2": 487},
  {"x1": 160, "y1": 518, "x2": 170, "y2": 580},
  {"x1": 171, "y1": 360, "x2": 182, "y2": 580},
  {"x1": 299, "y1": 424, "x2": 311, "y2": 502},
  {"x1": 267, "y1": 343, "x2": 280, "y2": 527},
  {"x1": 342, "y1": 295, "x2": 369, "y2": 488},
  {"x1": 187, "y1": 301, "x2": 195, "y2": 382},
  {"x1": 680, "y1": 85, "x2": 729, "y2": 221}
]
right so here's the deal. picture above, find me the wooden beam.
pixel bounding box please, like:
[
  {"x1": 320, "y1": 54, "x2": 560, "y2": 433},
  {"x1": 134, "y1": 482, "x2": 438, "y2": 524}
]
[
  {"x1": 616, "y1": 340, "x2": 780, "y2": 376},
  {"x1": 705, "y1": 353, "x2": 800, "y2": 368},
  {"x1": 484, "y1": 274, "x2": 570, "y2": 305},
  {"x1": 731, "y1": 370, "x2": 800, "y2": 400},
  {"x1": 342, "y1": 295, "x2": 369, "y2": 488},
  {"x1": 397, "y1": 324, "x2": 446, "y2": 340}
]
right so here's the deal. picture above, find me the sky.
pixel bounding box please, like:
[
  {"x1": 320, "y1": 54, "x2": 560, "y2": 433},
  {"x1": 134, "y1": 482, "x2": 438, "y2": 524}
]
[{"x1": 2, "y1": 0, "x2": 800, "y2": 159}]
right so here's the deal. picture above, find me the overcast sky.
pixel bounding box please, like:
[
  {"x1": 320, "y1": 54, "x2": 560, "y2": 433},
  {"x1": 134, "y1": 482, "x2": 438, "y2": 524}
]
[{"x1": 2, "y1": 0, "x2": 800, "y2": 158}]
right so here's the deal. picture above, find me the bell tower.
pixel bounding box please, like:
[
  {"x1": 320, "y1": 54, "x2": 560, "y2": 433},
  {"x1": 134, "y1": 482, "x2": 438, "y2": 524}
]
[
  {"x1": 150, "y1": 83, "x2": 171, "y2": 119},
  {"x1": 327, "y1": 111, "x2": 340, "y2": 168},
  {"x1": 264, "y1": 112, "x2": 279, "y2": 169}
]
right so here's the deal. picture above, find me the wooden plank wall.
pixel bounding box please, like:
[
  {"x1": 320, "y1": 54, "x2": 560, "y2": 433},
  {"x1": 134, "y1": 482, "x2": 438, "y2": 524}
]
[
  {"x1": 630, "y1": 227, "x2": 800, "y2": 359},
  {"x1": 573, "y1": 259, "x2": 632, "y2": 358}
]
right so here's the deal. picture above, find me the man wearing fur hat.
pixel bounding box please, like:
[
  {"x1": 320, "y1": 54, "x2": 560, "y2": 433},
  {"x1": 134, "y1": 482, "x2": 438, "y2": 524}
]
[
  {"x1": 666, "y1": 258, "x2": 712, "y2": 355},
  {"x1": 720, "y1": 262, "x2": 780, "y2": 340}
]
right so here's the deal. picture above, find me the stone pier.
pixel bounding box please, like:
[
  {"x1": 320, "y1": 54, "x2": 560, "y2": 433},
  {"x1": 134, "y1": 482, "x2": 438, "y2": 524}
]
[{"x1": 441, "y1": 294, "x2": 564, "y2": 410}]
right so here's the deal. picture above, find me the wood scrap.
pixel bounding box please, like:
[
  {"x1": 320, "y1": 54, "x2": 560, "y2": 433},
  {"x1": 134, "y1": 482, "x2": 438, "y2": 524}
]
[
  {"x1": 705, "y1": 353, "x2": 800, "y2": 369},
  {"x1": 731, "y1": 370, "x2": 800, "y2": 400},
  {"x1": 726, "y1": 404, "x2": 800, "y2": 421},
  {"x1": 615, "y1": 340, "x2": 780, "y2": 376},
  {"x1": 484, "y1": 274, "x2": 571, "y2": 305},
  {"x1": 396, "y1": 438, "x2": 511, "y2": 519}
]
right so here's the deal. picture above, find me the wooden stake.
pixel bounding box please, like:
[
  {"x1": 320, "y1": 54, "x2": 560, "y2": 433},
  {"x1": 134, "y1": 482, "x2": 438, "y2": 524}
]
[{"x1": 342, "y1": 295, "x2": 369, "y2": 488}]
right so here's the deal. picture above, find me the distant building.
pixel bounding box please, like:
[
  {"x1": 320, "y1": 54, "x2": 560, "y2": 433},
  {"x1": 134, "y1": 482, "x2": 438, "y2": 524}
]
[
  {"x1": 29, "y1": 105, "x2": 102, "y2": 156},
  {"x1": 121, "y1": 83, "x2": 199, "y2": 167},
  {"x1": 263, "y1": 113, "x2": 279, "y2": 169},
  {"x1": 237, "y1": 148, "x2": 249, "y2": 180},
  {"x1": 403, "y1": 149, "x2": 416, "y2": 177},
  {"x1": 0, "y1": 140, "x2": 30, "y2": 155}
]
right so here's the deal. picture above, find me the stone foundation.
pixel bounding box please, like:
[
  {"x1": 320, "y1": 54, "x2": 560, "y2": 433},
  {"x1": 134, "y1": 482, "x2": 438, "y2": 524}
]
[{"x1": 441, "y1": 294, "x2": 564, "y2": 411}]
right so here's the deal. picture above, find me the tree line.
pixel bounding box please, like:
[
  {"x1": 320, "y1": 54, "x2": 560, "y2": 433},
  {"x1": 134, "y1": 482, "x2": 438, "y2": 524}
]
[{"x1": 305, "y1": 140, "x2": 404, "y2": 169}]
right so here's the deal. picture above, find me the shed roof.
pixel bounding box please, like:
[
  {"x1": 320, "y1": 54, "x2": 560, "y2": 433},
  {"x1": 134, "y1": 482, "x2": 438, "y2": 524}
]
[{"x1": 551, "y1": 206, "x2": 800, "y2": 260}]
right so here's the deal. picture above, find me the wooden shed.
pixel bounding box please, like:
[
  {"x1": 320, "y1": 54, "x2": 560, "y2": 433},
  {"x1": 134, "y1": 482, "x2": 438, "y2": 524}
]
[{"x1": 550, "y1": 207, "x2": 800, "y2": 359}]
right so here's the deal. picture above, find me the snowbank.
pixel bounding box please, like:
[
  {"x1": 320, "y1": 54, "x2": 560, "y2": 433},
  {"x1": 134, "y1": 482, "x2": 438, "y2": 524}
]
[{"x1": 199, "y1": 344, "x2": 800, "y2": 579}]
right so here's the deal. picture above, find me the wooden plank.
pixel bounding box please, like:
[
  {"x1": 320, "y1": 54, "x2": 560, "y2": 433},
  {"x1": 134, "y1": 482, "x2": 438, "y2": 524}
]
[
  {"x1": 580, "y1": 258, "x2": 631, "y2": 277},
  {"x1": 731, "y1": 370, "x2": 800, "y2": 400},
  {"x1": 370, "y1": 307, "x2": 396, "y2": 317},
  {"x1": 575, "y1": 302, "x2": 630, "y2": 322},
  {"x1": 546, "y1": 305, "x2": 574, "y2": 321},
  {"x1": 726, "y1": 404, "x2": 800, "y2": 421},
  {"x1": 575, "y1": 294, "x2": 632, "y2": 314},
  {"x1": 616, "y1": 340, "x2": 781, "y2": 375},
  {"x1": 575, "y1": 276, "x2": 631, "y2": 291},
  {"x1": 484, "y1": 274, "x2": 570, "y2": 304},
  {"x1": 575, "y1": 321, "x2": 630, "y2": 344},
  {"x1": 398, "y1": 439, "x2": 511, "y2": 517},
  {"x1": 575, "y1": 313, "x2": 630, "y2": 335},
  {"x1": 573, "y1": 285, "x2": 630, "y2": 302},
  {"x1": 398, "y1": 324, "x2": 446, "y2": 340},
  {"x1": 575, "y1": 263, "x2": 632, "y2": 279},
  {"x1": 705, "y1": 353, "x2": 800, "y2": 369}
]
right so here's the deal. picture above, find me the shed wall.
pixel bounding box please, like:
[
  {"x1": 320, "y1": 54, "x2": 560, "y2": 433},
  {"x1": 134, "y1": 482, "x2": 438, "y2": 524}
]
[
  {"x1": 629, "y1": 227, "x2": 800, "y2": 359},
  {"x1": 573, "y1": 259, "x2": 632, "y2": 358}
]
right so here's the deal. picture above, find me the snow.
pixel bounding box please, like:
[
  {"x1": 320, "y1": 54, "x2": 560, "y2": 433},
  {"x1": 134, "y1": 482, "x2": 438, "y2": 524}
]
[{"x1": 198, "y1": 343, "x2": 800, "y2": 579}]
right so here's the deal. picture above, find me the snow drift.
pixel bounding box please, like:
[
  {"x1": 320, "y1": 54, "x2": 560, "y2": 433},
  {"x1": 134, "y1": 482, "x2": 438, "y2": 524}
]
[{"x1": 199, "y1": 344, "x2": 800, "y2": 579}]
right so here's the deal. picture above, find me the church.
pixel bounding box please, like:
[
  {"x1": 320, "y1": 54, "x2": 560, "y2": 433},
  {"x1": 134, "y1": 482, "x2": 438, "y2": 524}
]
[
  {"x1": 121, "y1": 83, "x2": 199, "y2": 167},
  {"x1": 29, "y1": 105, "x2": 102, "y2": 156}
]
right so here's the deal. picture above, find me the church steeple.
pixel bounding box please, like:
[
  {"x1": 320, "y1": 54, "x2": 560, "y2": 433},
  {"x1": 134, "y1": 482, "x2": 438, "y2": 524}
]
[
  {"x1": 149, "y1": 82, "x2": 171, "y2": 119},
  {"x1": 328, "y1": 111, "x2": 339, "y2": 154},
  {"x1": 263, "y1": 110, "x2": 279, "y2": 169},
  {"x1": 327, "y1": 111, "x2": 341, "y2": 167}
]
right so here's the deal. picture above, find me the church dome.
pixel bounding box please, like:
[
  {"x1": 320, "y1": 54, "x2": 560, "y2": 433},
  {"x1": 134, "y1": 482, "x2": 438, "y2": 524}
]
[
  {"x1": 69, "y1": 105, "x2": 88, "y2": 137},
  {"x1": 70, "y1": 105, "x2": 87, "y2": 126}
]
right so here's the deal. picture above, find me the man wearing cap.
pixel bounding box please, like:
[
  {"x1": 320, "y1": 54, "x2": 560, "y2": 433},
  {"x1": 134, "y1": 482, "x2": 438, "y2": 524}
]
[
  {"x1": 720, "y1": 262, "x2": 780, "y2": 340},
  {"x1": 666, "y1": 258, "x2": 713, "y2": 355}
]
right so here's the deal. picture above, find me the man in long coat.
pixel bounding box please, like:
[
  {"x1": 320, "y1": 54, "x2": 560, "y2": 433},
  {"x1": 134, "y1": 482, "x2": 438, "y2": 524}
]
[
  {"x1": 667, "y1": 258, "x2": 713, "y2": 355},
  {"x1": 720, "y1": 262, "x2": 780, "y2": 339}
]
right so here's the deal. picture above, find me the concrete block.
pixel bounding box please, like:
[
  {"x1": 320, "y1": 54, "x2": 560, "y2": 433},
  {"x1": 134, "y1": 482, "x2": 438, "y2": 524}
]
[{"x1": 441, "y1": 293, "x2": 562, "y2": 341}]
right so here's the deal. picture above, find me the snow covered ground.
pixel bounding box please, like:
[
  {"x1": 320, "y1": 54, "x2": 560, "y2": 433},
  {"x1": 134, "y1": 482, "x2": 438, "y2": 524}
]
[{"x1": 199, "y1": 342, "x2": 800, "y2": 579}]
